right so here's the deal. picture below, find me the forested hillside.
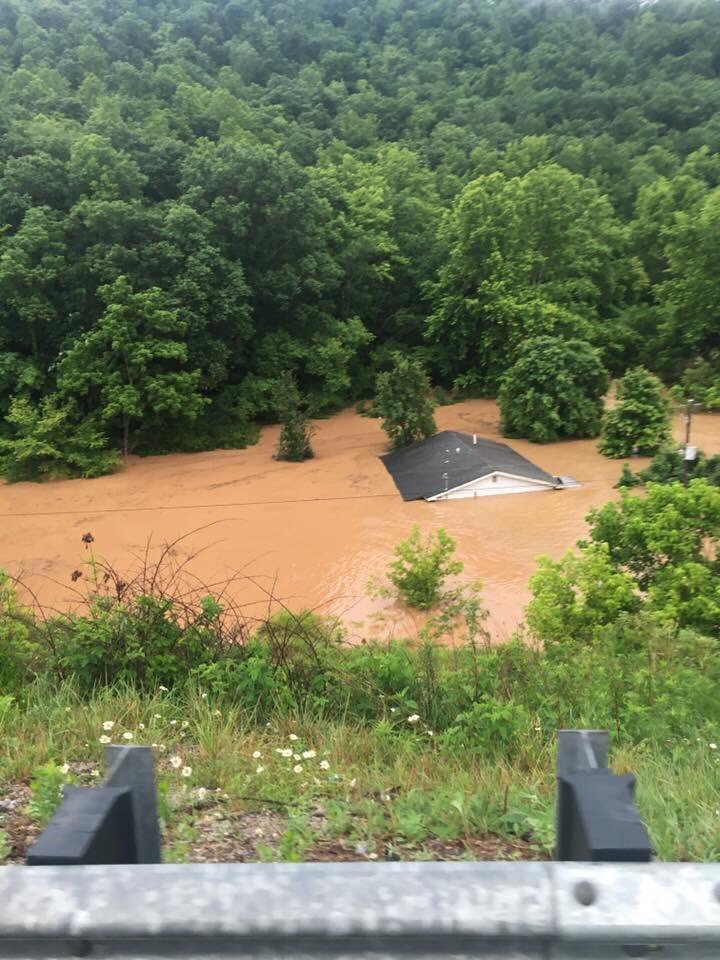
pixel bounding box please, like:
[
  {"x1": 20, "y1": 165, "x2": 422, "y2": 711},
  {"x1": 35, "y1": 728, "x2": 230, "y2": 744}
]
[{"x1": 1, "y1": 0, "x2": 719, "y2": 474}]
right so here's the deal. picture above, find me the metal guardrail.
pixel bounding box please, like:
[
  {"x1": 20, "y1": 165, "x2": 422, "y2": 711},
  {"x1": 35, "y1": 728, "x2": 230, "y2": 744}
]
[
  {"x1": 25, "y1": 730, "x2": 655, "y2": 866},
  {"x1": 7, "y1": 731, "x2": 719, "y2": 957},
  {"x1": 0, "y1": 862, "x2": 719, "y2": 958}
]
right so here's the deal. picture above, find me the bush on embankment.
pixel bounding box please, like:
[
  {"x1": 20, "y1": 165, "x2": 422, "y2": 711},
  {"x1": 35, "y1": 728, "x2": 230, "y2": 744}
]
[{"x1": 2, "y1": 566, "x2": 719, "y2": 762}]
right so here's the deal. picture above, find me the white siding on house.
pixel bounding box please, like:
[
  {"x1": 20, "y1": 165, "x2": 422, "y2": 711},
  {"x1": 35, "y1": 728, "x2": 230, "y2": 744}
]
[{"x1": 427, "y1": 471, "x2": 555, "y2": 501}]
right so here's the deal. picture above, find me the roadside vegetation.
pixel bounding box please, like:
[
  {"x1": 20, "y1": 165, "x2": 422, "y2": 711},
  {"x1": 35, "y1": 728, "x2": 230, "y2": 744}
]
[{"x1": 2, "y1": 477, "x2": 719, "y2": 863}]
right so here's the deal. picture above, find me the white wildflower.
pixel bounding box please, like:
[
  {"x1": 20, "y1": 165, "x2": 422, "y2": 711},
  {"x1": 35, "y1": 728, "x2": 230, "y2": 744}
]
[
  {"x1": 169, "y1": 755, "x2": 183, "y2": 769},
  {"x1": 302, "y1": 750, "x2": 316, "y2": 759},
  {"x1": 350, "y1": 778, "x2": 357, "y2": 788},
  {"x1": 122, "y1": 731, "x2": 134, "y2": 741},
  {"x1": 102, "y1": 720, "x2": 115, "y2": 731},
  {"x1": 181, "y1": 721, "x2": 189, "y2": 729},
  {"x1": 158, "y1": 744, "x2": 166, "y2": 753},
  {"x1": 201, "y1": 693, "x2": 208, "y2": 700},
  {"x1": 214, "y1": 710, "x2": 222, "y2": 717},
  {"x1": 197, "y1": 787, "x2": 208, "y2": 801},
  {"x1": 407, "y1": 714, "x2": 420, "y2": 724},
  {"x1": 711, "y1": 743, "x2": 718, "y2": 750},
  {"x1": 138, "y1": 723, "x2": 145, "y2": 731},
  {"x1": 181, "y1": 766, "x2": 192, "y2": 778},
  {"x1": 252, "y1": 750, "x2": 262, "y2": 759},
  {"x1": 99, "y1": 735, "x2": 111, "y2": 744},
  {"x1": 60, "y1": 763, "x2": 70, "y2": 775},
  {"x1": 289, "y1": 733, "x2": 298, "y2": 741},
  {"x1": 278, "y1": 748, "x2": 293, "y2": 758},
  {"x1": 159, "y1": 685, "x2": 169, "y2": 692},
  {"x1": 320, "y1": 760, "x2": 330, "y2": 770},
  {"x1": 256, "y1": 766, "x2": 265, "y2": 774},
  {"x1": 427, "y1": 730, "x2": 434, "y2": 737},
  {"x1": 90, "y1": 770, "x2": 100, "y2": 779},
  {"x1": 293, "y1": 764, "x2": 303, "y2": 773},
  {"x1": 293, "y1": 753, "x2": 301, "y2": 761},
  {"x1": 154, "y1": 714, "x2": 162, "y2": 720},
  {"x1": 170, "y1": 719, "x2": 177, "y2": 726}
]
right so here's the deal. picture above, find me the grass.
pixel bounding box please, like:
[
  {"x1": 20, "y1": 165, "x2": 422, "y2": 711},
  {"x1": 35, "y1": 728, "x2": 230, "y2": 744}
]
[{"x1": 1, "y1": 682, "x2": 719, "y2": 863}]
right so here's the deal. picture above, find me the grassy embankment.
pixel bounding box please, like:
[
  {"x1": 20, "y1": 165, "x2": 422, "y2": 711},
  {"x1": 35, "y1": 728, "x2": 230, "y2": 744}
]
[
  {"x1": 1, "y1": 534, "x2": 719, "y2": 864},
  {"x1": 2, "y1": 681, "x2": 720, "y2": 864}
]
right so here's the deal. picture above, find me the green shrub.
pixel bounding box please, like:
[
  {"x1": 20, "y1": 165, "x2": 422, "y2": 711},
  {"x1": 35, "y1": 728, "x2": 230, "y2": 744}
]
[
  {"x1": 386, "y1": 527, "x2": 463, "y2": 609},
  {"x1": 0, "y1": 572, "x2": 47, "y2": 695},
  {"x1": 189, "y1": 641, "x2": 286, "y2": 713},
  {"x1": 53, "y1": 593, "x2": 239, "y2": 691},
  {"x1": 442, "y1": 698, "x2": 532, "y2": 759}
]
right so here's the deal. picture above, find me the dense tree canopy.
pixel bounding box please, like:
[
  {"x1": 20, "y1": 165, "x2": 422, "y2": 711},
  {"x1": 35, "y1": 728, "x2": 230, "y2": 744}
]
[
  {"x1": 498, "y1": 336, "x2": 608, "y2": 443},
  {"x1": 1, "y1": 0, "x2": 719, "y2": 475}
]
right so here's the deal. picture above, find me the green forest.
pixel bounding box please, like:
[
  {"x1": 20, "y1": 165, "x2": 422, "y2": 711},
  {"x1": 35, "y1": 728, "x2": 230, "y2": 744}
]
[{"x1": 0, "y1": 0, "x2": 719, "y2": 477}]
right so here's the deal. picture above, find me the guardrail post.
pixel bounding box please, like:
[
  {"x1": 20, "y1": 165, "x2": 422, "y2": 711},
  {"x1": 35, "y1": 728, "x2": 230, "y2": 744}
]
[
  {"x1": 26, "y1": 745, "x2": 161, "y2": 865},
  {"x1": 556, "y1": 729, "x2": 652, "y2": 862},
  {"x1": 104, "y1": 744, "x2": 161, "y2": 862}
]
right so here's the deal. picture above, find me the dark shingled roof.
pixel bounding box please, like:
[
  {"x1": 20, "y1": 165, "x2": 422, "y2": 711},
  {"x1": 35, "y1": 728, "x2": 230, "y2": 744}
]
[{"x1": 380, "y1": 431, "x2": 558, "y2": 501}]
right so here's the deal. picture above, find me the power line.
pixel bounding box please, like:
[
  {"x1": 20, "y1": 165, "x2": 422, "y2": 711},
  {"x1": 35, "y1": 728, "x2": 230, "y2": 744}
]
[{"x1": 0, "y1": 491, "x2": 398, "y2": 520}]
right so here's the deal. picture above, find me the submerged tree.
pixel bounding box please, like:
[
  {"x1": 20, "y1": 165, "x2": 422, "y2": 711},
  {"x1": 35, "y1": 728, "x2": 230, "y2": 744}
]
[
  {"x1": 498, "y1": 337, "x2": 609, "y2": 443},
  {"x1": 387, "y1": 526, "x2": 463, "y2": 609},
  {"x1": 599, "y1": 367, "x2": 671, "y2": 458},
  {"x1": 275, "y1": 371, "x2": 314, "y2": 462},
  {"x1": 0, "y1": 395, "x2": 119, "y2": 481},
  {"x1": 374, "y1": 353, "x2": 437, "y2": 450},
  {"x1": 57, "y1": 277, "x2": 206, "y2": 456}
]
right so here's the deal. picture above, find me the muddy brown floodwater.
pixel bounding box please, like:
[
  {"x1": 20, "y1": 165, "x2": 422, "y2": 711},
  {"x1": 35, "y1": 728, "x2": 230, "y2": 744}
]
[{"x1": 1, "y1": 399, "x2": 719, "y2": 641}]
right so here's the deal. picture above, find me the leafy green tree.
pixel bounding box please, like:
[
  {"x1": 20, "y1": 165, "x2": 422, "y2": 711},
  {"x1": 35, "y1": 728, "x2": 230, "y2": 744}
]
[
  {"x1": 599, "y1": 367, "x2": 671, "y2": 458},
  {"x1": 57, "y1": 276, "x2": 206, "y2": 455},
  {"x1": 275, "y1": 371, "x2": 314, "y2": 462},
  {"x1": 387, "y1": 527, "x2": 463, "y2": 610},
  {"x1": 658, "y1": 188, "x2": 720, "y2": 371},
  {"x1": 374, "y1": 353, "x2": 437, "y2": 450},
  {"x1": 0, "y1": 396, "x2": 119, "y2": 481},
  {"x1": 498, "y1": 337, "x2": 609, "y2": 443},
  {"x1": 0, "y1": 207, "x2": 67, "y2": 363},
  {"x1": 526, "y1": 545, "x2": 640, "y2": 646},
  {"x1": 426, "y1": 165, "x2": 626, "y2": 389},
  {"x1": 587, "y1": 480, "x2": 720, "y2": 593}
]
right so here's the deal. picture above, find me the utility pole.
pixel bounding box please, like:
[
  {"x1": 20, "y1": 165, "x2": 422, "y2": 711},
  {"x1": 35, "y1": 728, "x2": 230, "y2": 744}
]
[{"x1": 683, "y1": 398, "x2": 695, "y2": 487}]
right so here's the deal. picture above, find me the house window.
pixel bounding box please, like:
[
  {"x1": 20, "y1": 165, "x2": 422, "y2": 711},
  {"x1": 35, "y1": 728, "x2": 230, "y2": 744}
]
[{"x1": 491, "y1": 474, "x2": 497, "y2": 483}]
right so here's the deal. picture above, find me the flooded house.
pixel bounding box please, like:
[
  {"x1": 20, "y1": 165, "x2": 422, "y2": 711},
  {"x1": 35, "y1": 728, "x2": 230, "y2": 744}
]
[{"x1": 381, "y1": 430, "x2": 568, "y2": 501}]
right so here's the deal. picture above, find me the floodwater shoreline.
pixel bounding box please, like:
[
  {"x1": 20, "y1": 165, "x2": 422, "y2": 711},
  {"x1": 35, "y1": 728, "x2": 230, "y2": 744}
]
[{"x1": 1, "y1": 400, "x2": 718, "y2": 641}]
